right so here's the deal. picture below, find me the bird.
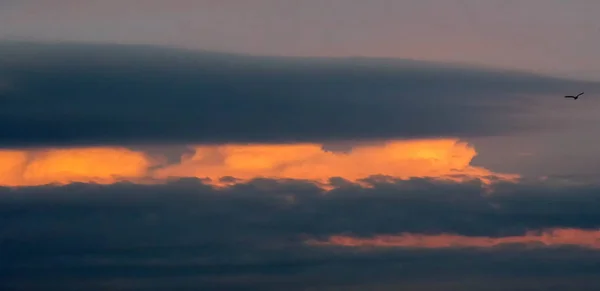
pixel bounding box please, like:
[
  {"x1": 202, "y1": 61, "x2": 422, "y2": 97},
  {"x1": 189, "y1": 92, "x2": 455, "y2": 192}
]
[{"x1": 564, "y1": 92, "x2": 584, "y2": 100}]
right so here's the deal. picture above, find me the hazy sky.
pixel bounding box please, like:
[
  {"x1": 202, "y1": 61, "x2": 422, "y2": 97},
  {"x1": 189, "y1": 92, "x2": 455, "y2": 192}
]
[
  {"x1": 3, "y1": 2, "x2": 600, "y2": 291},
  {"x1": 1, "y1": 0, "x2": 600, "y2": 76}
]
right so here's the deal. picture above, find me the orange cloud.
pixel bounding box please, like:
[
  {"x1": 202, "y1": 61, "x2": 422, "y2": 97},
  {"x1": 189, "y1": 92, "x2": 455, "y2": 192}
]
[
  {"x1": 0, "y1": 147, "x2": 153, "y2": 187},
  {"x1": 0, "y1": 138, "x2": 518, "y2": 187},
  {"x1": 154, "y1": 138, "x2": 518, "y2": 186},
  {"x1": 0, "y1": 150, "x2": 29, "y2": 186},
  {"x1": 306, "y1": 228, "x2": 600, "y2": 250}
]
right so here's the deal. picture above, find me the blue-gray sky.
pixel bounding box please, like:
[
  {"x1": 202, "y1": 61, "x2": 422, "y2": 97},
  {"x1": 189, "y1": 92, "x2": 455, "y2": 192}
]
[{"x1": 3, "y1": 1, "x2": 600, "y2": 290}]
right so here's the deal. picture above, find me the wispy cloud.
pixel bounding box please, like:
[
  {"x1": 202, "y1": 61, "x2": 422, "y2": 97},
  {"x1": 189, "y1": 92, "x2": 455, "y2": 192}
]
[{"x1": 307, "y1": 228, "x2": 600, "y2": 249}]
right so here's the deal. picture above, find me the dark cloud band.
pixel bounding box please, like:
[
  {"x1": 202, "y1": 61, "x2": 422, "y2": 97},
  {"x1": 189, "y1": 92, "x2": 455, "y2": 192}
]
[
  {"x1": 3, "y1": 178, "x2": 600, "y2": 290},
  {"x1": 1, "y1": 41, "x2": 598, "y2": 147}
]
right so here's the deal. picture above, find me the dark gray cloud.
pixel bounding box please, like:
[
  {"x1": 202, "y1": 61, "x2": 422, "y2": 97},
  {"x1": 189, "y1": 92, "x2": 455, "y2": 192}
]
[
  {"x1": 3, "y1": 178, "x2": 600, "y2": 290},
  {"x1": 1, "y1": 41, "x2": 599, "y2": 147}
]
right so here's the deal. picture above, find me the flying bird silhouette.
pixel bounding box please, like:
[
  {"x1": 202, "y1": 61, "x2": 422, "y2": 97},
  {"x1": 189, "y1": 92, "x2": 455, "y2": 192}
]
[{"x1": 565, "y1": 92, "x2": 584, "y2": 100}]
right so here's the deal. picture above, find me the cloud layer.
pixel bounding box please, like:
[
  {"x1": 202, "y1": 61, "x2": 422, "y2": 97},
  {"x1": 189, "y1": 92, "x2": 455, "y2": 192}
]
[
  {"x1": 309, "y1": 228, "x2": 600, "y2": 249},
  {"x1": 0, "y1": 147, "x2": 153, "y2": 186},
  {"x1": 3, "y1": 178, "x2": 600, "y2": 290},
  {"x1": 0, "y1": 138, "x2": 517, "y2": 187},
  {"x1": 1, "y1": 41, "x2": 599, "y2": 147},
  {"x1": 3, "y1": 40, "x2": 600, "y2": 290}
]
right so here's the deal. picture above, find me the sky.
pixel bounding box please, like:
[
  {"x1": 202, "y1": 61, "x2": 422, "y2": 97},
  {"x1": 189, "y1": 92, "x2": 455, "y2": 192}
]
[{"x1": 2, "y1": 1, "x2": 600, "y2": 290}]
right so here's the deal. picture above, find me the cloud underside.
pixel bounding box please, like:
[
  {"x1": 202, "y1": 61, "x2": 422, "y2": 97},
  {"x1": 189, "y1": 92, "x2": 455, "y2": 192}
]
[
  {"x1": 3, "y1": 178, "x2": 600, "y2": 290},
  {"x1": 1, "y1": 41, "x2": 599, "y2": 147}
]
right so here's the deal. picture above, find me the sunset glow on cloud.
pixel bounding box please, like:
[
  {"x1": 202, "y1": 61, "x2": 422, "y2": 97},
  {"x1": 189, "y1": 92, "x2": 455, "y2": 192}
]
[
  {"x1": 307, "y1": 228, "x2": 600, "y2": 250},
  {"x1": 0, "y1": 147, "x2": 152, "y2": 186},
  {"x1": 0, "y1": 138, "x2": 518, "y2": 187},
  {"x1": 154, "y1": 138, "x2": 519, "y2": 186},
  {"x1": 4, "y1": 5, "x2": 600, "y2": 288}
]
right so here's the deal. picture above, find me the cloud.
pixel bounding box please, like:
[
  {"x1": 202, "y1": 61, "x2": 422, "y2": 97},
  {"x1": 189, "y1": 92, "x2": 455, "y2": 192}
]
[
  {"x1": 4, "y1": 40, "x2": 600, "y2": 290},
  {"x1": 307, "y1": 228, "x2": 600, "y2": 249},
  {"x1": 0, "y1": 147, "x2": 154, "y2": 186},
  {"x1": 0, "y1": 138, "x2": 517, "y2": 187},
  {"x1": 3, "y1": 178, "x2": 600, "y2": 290},
  {"x1": 1, "y1": 41, "x2": 599, "y2": 147},
  {"x1": 3, "y1": 178, "x2": 600, "y2": 249},
  {"x1": 154, "y1": 138, "x2": 518, "y2": 186}
]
